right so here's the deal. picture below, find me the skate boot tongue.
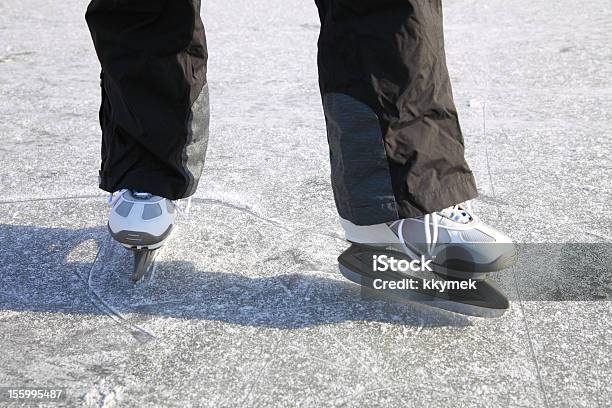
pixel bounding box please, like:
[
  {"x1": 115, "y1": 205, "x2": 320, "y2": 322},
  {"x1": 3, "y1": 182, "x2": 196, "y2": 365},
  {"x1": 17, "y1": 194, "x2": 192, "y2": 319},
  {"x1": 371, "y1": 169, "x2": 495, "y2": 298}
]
[{"x1": 438, "y1": 204, "x2": 473, "y2": 224}]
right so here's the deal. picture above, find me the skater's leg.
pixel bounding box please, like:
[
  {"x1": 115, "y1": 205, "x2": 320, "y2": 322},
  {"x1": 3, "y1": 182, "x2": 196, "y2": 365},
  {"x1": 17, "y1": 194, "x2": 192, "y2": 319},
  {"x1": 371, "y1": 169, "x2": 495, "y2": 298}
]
[
  {"x1": 314, "y1": 0, "x2": 477, "y2": 225},
  {"x1": 316, "y1": 1, "x2": 516, "y2": 296},
  {"x1": 85, "y1": 0, "x2": 209, "y2": 200}
]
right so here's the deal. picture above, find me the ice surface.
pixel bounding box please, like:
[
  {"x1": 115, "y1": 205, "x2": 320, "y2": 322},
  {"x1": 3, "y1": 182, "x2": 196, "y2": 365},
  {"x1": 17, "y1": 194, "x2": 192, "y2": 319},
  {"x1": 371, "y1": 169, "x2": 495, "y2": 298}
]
[{"x1": 0, "y1": 0, "x2": 611, "y2": 406}]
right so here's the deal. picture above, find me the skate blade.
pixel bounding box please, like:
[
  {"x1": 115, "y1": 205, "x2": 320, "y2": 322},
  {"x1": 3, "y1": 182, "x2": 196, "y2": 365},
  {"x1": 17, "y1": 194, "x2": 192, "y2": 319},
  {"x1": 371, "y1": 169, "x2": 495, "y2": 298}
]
[
  {"x1": 131, "y1": 249, "x2": 159, "y2": 283},
  {"x1": 338, "y1": 264, "x2": 509, "y2": 319},
  {"x1": 129, "y1": 224, "x2": 178, "y2": 284}
]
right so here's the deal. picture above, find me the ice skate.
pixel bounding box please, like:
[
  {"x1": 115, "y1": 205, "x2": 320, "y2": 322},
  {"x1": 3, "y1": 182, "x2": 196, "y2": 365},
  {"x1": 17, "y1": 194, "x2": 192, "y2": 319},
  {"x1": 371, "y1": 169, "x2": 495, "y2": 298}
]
[
  {"x1": 107, "y1": 190, "x2": 186, "y2": 283},
  {"x1": 338, "y1": 203, "x2": 517, "y2": 317}
]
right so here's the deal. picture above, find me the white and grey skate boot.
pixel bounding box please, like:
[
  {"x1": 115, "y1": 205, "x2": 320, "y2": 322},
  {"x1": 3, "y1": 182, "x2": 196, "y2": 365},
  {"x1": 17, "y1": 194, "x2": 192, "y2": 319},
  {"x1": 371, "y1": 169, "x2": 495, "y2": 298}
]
[
  {"x1": 107, "y1": 190, "x2": 190, "y2": 282},
  {"x1": 337, "y1": 203, "x2": 516, "y2": 317},
  {"x1": 340, "y1": 203, "x2": 517, "y2": 278},
  {"x1": 108, "y1": 190, "x2": 178, "y2": 250}
]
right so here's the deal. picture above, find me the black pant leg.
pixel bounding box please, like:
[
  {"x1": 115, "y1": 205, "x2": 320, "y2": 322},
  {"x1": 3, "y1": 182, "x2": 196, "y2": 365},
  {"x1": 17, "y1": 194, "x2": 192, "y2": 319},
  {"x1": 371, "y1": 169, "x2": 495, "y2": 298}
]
[
  {"x1": 315, "y1": 0, "x2": 478, "y2": 225},
  {"x1": 85, "y1": 0, "x2": 209, "y2": 199}
]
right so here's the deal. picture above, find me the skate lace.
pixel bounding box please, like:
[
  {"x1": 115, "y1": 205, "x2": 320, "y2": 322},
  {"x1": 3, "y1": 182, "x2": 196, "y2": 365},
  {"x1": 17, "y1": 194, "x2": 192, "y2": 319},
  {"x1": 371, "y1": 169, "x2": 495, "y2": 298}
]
[
  {"x1": 107, "y1": 190, "x2": 192, "y2": 217},
  {"x1": 439, "y1": 203, "x2": 473, "y2": 224}
]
